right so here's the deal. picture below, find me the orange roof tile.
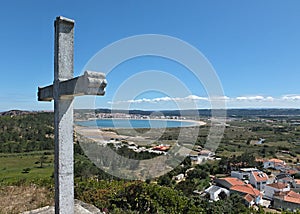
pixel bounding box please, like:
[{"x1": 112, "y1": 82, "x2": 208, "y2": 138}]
[
  {"x1": 244, "y1": 194, "x2": 254, "y2": 203},
  {"x1": 252, "y1": 171, "x2": 268, "y2": 182},
  {"x1": 255, "y1": 158, "x2": 265, "y2": 163},
  {"x1": 267, "y1": 182, "x2": 288, "y2": 189},
  {"x1": 274, "y1": 190, "x2": 300, "y2": 205},
  {"x1": 286, "y1": 170, "x2": 298, "y2": 175},
  {"x1": 230, "y1": 184, "x2": 260, "y2": 197},
  {"x1": 152, "y1": 145, "x2": 170, "y2": 151},
  {"x1": 295, "y1": 179, "x2": 300, "y2": 185},
  {"x1": 284, "y1": 196, "x2": 300, "y2": 204},
  {"x1": 282, "y1": 191, "x2": 300, "y2": 204},
  {"x1": 268, "y1": 158, "x2": 285, "y2": 164},
  {"x1": 220, "y1": 177, "x2": 245, "y2": 186},
  {"x1": 286, "y1": 190, "x2": 300, "y2": 198}
]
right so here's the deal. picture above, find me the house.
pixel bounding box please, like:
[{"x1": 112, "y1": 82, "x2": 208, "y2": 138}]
[
  {"x1": 273, "y1": 190, "x2": 300, "y2": 211},
  {"x1": 173, "y1": 173, "x2": 184, "y2": 181},
  {"x1": 294, "y1": 179, "x2": 300, "y2": 188},
  {"x1": 255, "y1": 158, "x2": 265, "y2": 163},
  {"x1": 199, "y1": 149, "x2": 215, "y2": 157},
  {"x1": 189, "y1": 155, "x2": 206, "y2": 165},
  {"x1": 256, "y1": 138, "x2": 266, "y2": 145},
  {"x1": 204, "y1": 185, "x2": 230, "y2": 201},
  {"x1": 185, "y1": 168, "x2": 195, "y2": 177},
  {"x1": 264, "y1": 182, "x2": 290, "y2": 200},
  {"x1": 231, "y1": 170, "x2": 249, "y2": 180},
  {"x1": 215, "y1": 177, "x2": 245, "y2": 189},
  {"x1": 230, "y1": 184, "x2": 262, "y2": 206},
  {"x1": 276, "y1": 173, "x2": 296, "y2": 188},
  {"x1": 243, "y1": 194, "x2": 256, "y2": 207},
  {"x1": 284, "y1": 169, "x2": 299, "y2": 176},
  {"x1": 249, "y1": 171, "x2": 269, "y2": 191},
  {"x1": 263, "y1": 158, "x2": 286, "y2": 170},
  {"x1": 231, "y1": 168, "x2": 259, "y2": 180},
  {"x1": 189, "y1": 149, "x2": 215, "y2": 165},
  {"x1": 152, "y1": 144, "x2": 170, "y2": 151}
]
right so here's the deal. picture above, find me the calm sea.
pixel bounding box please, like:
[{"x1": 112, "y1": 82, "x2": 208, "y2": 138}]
[{"x1": 76, "y1": 119, "x2": 198, "y2": 128}]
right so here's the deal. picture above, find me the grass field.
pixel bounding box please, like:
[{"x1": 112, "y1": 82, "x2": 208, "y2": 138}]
[{"x1": 0, "y1": 151, "x2": 54, "y2": 184}]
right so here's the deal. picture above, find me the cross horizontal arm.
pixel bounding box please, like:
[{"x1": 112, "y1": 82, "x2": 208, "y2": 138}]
[{"x1": 38, "y1": 71, "x2": 107, "y2": 101}]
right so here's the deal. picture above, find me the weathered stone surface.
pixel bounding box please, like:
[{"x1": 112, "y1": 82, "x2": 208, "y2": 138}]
[
  {"x1": 37, "y1": 16, "x2": 107, "y2": 214},
  {"x1": 38, "y1": 70, "x2": 107, "y2": 101},
  {"x1": 22, "y1": 200, "x2": 103, "y2": 214},
  {"x1": 53, "y1": 16, "x2": 75, "y2": 214}
]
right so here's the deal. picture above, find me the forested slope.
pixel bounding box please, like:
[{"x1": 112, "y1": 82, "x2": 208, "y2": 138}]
[{"x1": 0, "y1": 112, "x2": 54, "y2": 153}]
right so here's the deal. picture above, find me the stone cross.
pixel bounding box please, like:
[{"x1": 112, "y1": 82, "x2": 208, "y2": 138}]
[{"x1": 38, "y1": 16, "x2": 107, "y2": 214}]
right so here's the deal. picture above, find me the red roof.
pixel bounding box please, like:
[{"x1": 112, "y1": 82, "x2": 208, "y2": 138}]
[
  {"x1": 285, "y1": 169, "x2": 298, "y2": 175},
  {"x1": 286, "y1": 190, "x2": 300, "y2": 198},
  {"x1": 152, "y1": 145, "x2": 170, "y2": 151},
  {"x1": 230, "y1": 184, "x2": 261, "y2": 197},
  {"x1": 295, "y1": 179, "x2": 300, "y2": 185},
  {"x1": 199, "y1": 149, "x2": 212, "y2": 155},
  {"x1": 284, "y1": 195, "x2": 300, "y2": 204},
  {"x1": 219, "y1": 177, "x2": 245, "y2": 186},
  {"x1": 267, "y1": 158, "x2": 285, "y2": 164},
  {"x1": 244, "y1": 194, "x2": 254, "y2": 203},
  {"x1": 251, "y1": 171, "x2": 268, "y2": 182},
  {"x1": 274, "y1": 190, "x2": 300, "y2": 204},
  {"x1": 266, "y1": 182, "x2": 288, "y2": 189},
  {"x1": 255, "y1": 158, "x2": 265, "y2": 163},
  {"x1": 283, "y1": 191, "x2": 300, "y2": 204}
]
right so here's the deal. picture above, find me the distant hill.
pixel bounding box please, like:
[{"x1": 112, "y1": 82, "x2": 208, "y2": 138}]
[
  {"x1": 223, "y1": 108, "x2": 300, "y2": 118},
  {"x1": 3, "y1": 108, "x2": 300, "y2": 118},
  {"x1": 90, "y1": 108, "x2": 300, "y2": 118},
  {"x1": 0, "y1": 110, "x2": 33, "y2": 117}
]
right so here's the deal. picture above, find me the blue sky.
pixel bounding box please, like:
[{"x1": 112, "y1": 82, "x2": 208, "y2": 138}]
[{"x1": 0, "y1": 0, "x2": 300, "y2": 111}]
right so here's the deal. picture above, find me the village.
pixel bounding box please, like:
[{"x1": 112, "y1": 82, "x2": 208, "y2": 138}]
[
  {"x1": 109, "y1": 136, "x2": 300, "y2": 212},
  {"x1": 127, "y1": 139, "x2": 300, "y2": 212},
  {"x1": 175, "y1": 152, "x2": 300, "y2": 212},
  {"x1": 74, "y1": 111, "x2": 188, "y2": 121}
]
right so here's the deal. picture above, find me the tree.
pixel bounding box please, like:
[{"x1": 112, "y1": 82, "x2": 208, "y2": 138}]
[
  {"x1": 157, "y1": 175, "x2": 172, "y2": 186},
  {"x1": 22, "y1": 168, "x2": 31, "y2": 173},
  {"x1": 39, "y1": 154, "x2": 48, "y2": 168},
  {"x1": 109, "y1": 182, "x2": 204, "y2": 213},
  {"x1": 218, "y1": 191, "x2": 228, "y2": 200}
]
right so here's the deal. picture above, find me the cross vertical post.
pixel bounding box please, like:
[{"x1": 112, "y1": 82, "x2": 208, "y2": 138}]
[
  {"x1": 37, "y1": 16, "x2": 107, "y2": 214},
  {"x1": 54, "y1": 16, "x2": 74, "y2": 214}
]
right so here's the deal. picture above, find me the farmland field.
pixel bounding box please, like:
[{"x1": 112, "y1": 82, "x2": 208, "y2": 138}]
[{"x1": 0, "y1": 151, "x2": 54, "y2": 184}]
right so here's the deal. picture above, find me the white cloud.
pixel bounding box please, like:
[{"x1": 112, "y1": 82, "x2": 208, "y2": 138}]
[
  {"x1": 236, "y1": 96, "x2": 266, "y2": 101},
  {"x1": 108, "y1": 94, "x2": 300, "y2": 109},
  {"x1": 266, "y1": 96, "x2": 274, "y2": 101},
  {"x1": 282, "y1": 95, "x2": 300, "y2": 100},
  {"x1": 234, "y1": 95, "x2": 277, "y2": 102},
  {"x1": 152, "y1": 97, "x2": 173, "y2": 102},
  {"x1": 110, "y1": 95, "x2": 209, "y2": 105},
  {"x1": 185, "y1": 95, "x2": 209, "y2": 101}
]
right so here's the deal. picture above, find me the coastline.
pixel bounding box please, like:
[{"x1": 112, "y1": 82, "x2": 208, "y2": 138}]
[
  {"x1": 74, "y1": 118, "x2": 206, "y2": 143},
  {"x1": 75, "y1": 118, "x2": 206, "y2": 128}
]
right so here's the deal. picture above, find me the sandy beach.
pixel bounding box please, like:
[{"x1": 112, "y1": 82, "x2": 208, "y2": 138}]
[{"x1": 74, "y1": 118, "x2": 206, "y2": 145}]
